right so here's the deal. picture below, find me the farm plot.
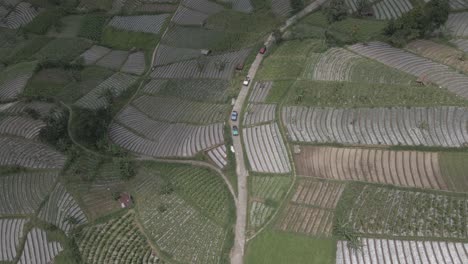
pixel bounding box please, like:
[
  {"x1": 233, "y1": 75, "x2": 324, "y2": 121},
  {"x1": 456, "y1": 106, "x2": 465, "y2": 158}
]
[
  {"x1": 406, "y1": 40, "x2": 468, "y2": 74},
  {"x1": 18, "y1": 228, "x2": 62, "y2": 264},
  {"x1": 0, "y1": 218, "x2": 26, "y2": 261},
  {"x1": 223, "y1": 0, "x2": 253, "y2": 13},
  {"x1": 452, "y1": 38, "x2": 468, "y2": 53},
  {"x1": 0, "y1": 101, "x2": 54, "y2": 116},
  {"x1": 447, "y1": 12, "x2": 468, "y2": 37},
  {"x1": 0, "y1": 2, "x2": 39, "y2": 29},
  {"x1": 162, "y1": 25, "x2": 224, "y2": 49},
  {"x1": 173, "y1": 6, "x2": 211, "y2": 26},
  {"x1": 153, "y1": 44, "x2": 202, "y2": 66},
  {"x1": 345, "y1": 0, "x2": 377, "y2": 12},
  {"x1": 131, "y1": 167, "x2": 227, "y2": 264},
  {"x1": 0, "y1": 171, "x2": 58, "y2": 215},
  {"x1": 151, "y1": 48, "x2": 251, "y2": 80},
  {"x1": 74, "y1": 72, "x2": 138, "y2": 110},
  {"x1": 450, "y1": 0, "x2": 468, "y2": 10},
  {"x1": 0, "y1": 115, "x2": 45, "y2": 139},
  {"x1": 243, "y1": 103, "x2": 276, "y2": 126},
  {"x1": 243, "y1": 123, "x2": 291, "y2": 173},
  {"x1": 182, "y1": 0, "x2": 224, "y2": 14},
  {"x1": 282, "y1": 106, "x2": 468, "y2": 147},
  {"x1": 108, "y1": 14, "x2": 170, "y2": 34},
  {"x1": 0, "y1": 136, "x2": 66, "y2": 169},
  {"x1": 207, "y1": 145, "x2": 227, "y2": 169},
  {"x1": 439, "y1": 152, "x2": 468, "y2": 192},
  {"x1": 249, "y1": 174, "x2": 291, "y2": 230},
  {"x1": 132, "y1": 95, "x2": 228, "y2": 124},
  {"x1": 77, "y1": 212, "x2": 156, "y2": 264},
  {"x1": 294, "y1": 146, "x2": 449, "y2": 191},
  {"x1": 162, "y1": 166, "x2": 233, "y2": 225},
  {"x1": 0, "y1": 60, "x2": 37, "y2": 101},
  {"x1": 111, "y1": 105, "x2": 224, "y2": 157},
  {"x1": 154, "y1": 79, "x2": 230, "y2": 102},
  {"x1": 33, "y1": 38, "x2": 92, "y2": 63},
  {"x1": 121, "y1": 51, "x2": 146, "y2": 75},
  {"x1": 276, "y1": 178, "x2": 344, "y2": 237},
  {"x1": 337, "y1": 183, "x2": 468, "y2": 239},
  {"x1": 249, "y1": 81, "x2": 273, "y2": 103},
  {"x1": 348, "y1": 42, "x2": 468, "y2": 98},
  {"x1": 336, "y1": 238, "x2": 468, "y2": 264},
  {"x1": 95, "y1": 49, "x2": 129, "y2": 70},
  {"x1": 271, "y1": 0, "x2": 292, "y2": 17},
  {"x1": 78, "y1": 45, "x2": 111, "y2": 65},
  {"x1": 302, "y1": 47, "x2": 414, "y2": 85},
  {"x1": 371, "y1": 0, "x2": 413, "y2": 20},
  {"x1": 39, "y1": 183, "x2": 87, "y2": 234}
]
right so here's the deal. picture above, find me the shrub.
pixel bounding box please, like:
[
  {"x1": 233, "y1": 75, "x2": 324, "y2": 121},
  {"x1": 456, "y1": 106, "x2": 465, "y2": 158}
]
[
  {"x1": 78, "y1": 14, "x2": 108, "y2": 41},
  {"x1": 325, "y1": 0, "x2": 348, "y2": 23},
  {"x1": 383, "y1": 0, "x2": 449, "y2": 46},
  {"x1": 39, "y1": 108, "x2": 71, "y2": 151}
]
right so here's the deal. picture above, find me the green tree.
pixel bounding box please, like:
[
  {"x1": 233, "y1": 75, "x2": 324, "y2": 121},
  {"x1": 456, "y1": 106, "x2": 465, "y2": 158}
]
[{"x1": 325, "y1": 0, "x2": 348, "y2": 23}]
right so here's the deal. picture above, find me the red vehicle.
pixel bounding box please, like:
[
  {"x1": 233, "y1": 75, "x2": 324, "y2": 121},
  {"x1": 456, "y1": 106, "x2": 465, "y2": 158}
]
[{"x1": 259, "y1": 46, "x2": 267, "y2": 54}]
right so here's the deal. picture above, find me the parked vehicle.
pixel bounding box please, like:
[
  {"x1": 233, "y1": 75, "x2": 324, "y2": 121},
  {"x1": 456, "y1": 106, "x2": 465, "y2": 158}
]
[
  {"x1": 236, "y1": 63, "x2": 244, "y2": 70},
  {"x1": 259, "y1": 46, "x2": 267, "y2": 54},
  {"x1": 231, "y1": 111, "x2": 238, "y2": 121},
  {"x1": 243, "y1": 77, "x2": 250, "y2": 86},
  {"x1": 232, "y1": 126, "x2": 239, "y2": 136}
]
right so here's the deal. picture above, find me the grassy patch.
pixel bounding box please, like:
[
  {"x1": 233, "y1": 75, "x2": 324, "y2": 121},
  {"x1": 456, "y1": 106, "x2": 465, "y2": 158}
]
[
  {"x1": 47, "y1": 15, "x2": 84, "y2": 38},
  {"x1": 0, "y1": 61, "x2": 38, "y2": 84},
  {"x1": 101, "y1": 27, "x2": 160, "y2": 51},
  {"x1": 1, "y1": 36, "x2": 52, "y2": 65},
  {"x1": 256, "y1": 56, "x2": 306, "y2": 80},
  {"x1": 246, "y1": 230, "x2": 336, "y2": 264},
  {"x1": 265, "y1": 80, "x2": 294, "y2": 103},
  {"x1": 78, "y1": 0, "x2": 113, "y2": 11},
  {"x1": 205, "y1": 9, "x2": 280, "y2": 51},
  {"x1": 285, "y1": 80, "x2": 468, "y2": 107},
  {"x1": 439, "y1": 152, "x2": 468, "y2": 192},
  {"x1": 23, "y1": 68, "x2": 72, "y2": 98},
  {"x1": 24, "y1": 8, "x2": 66, "y2": 35},
  {"x1": 78, "y1": 14, "x2": 108, "y2": 41},
  {"x1": 34, "y1": 38, "x2": 92, "y2": 63}
]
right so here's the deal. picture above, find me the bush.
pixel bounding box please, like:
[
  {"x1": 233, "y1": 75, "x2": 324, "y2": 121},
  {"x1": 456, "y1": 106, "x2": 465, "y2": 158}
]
[
  {"x1": 72, "y1": 107, "x2": 112, "y2": 148},
  {"x1": 325, "y1": 0, "x2": 348, "y2": 23},
  {"x1": 78, "y1": 14, "x2": 108, "y2": 41},
  {"x1": 383, "y1": 0, "x2": 449, "y2": 46},
  {"x1": 23, "y1": 8, "x2": 66, "y2": 35},
  {"x1": 291, "y1": 0, "x2": 304, "y2": 15}
]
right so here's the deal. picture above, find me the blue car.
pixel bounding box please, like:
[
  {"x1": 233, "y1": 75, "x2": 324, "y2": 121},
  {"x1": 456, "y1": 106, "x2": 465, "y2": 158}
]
[{"x1": 231, "y1": 111, "x2": 238, "y2": 121}]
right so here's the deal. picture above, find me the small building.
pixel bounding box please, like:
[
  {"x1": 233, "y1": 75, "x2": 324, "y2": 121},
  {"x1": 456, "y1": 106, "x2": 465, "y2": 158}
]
[{"x1": 119, "y1": 192, "x2": 134, "y2": 208}]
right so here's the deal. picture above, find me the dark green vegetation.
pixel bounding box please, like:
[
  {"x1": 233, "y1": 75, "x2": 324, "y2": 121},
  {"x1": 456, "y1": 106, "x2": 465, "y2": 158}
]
[
  {"x1": 78, "y1": 14, "x2": 108, "y2": 41},
  {"x1": 439, "y1": 152, "x2": 468, "y2": 192},
  {"x1": 246, "y1": 231, "x2": 336, "y2": 264},
  {"x1": 0, "y1": 36, "x2": 51, "y2": 65},
  {"x1": 34, "y1": 38, "x2": 92, "y2": 64},
  {"x1": 384, "y1": 0, "x2": 450, "y2": 46},
  {"x1": 24, "y1": 8, "x2": 66, "y2": 35}
]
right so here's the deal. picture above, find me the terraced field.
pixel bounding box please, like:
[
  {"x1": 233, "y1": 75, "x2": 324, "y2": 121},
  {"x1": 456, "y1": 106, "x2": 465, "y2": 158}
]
[
  {"x1": 0, "y1": 2, "x2": 39, "y2": 29},
  {"x1": 276, "y1": 178, "x2": 344, "y2": 237},
  {"x1": 249, "y1": 81, "x2": 272, "y2": 103},
  {"x1": 207, "y1": 145, "x2": 227, "y2": 169},
  {"x1": 132, "y1": 95, "x2": 228, "y2": 124},
  {"x1": 249, "y1": 175, "x2": 291, "y2": 230},
  {"x1": 243, "y1": 123, "x2": 291, "y2": 173},
  {"x1": 302, "y1": 47, "x2": 414, "y2": 85},
  {"x1": 337, "y1": 238, "x2": 468, "y2": 264},
  {"x1": 271, "y1": 0, "x2": 292, "y2": 17},
  {"x1": 371, "y1": 0, "x2": 413, "y2": 20},
  {"x1": 18, "y1": 228, "x2": 63, "y2": 264},
  {"x1": 295, "y1": 146, "x2": 450, "y2": 190},
  {"x1": 282, "y1": 106, "x2": 468, "y2": 147},
  {"x1": 108, "y1": 14, "x2": 170, "y2": 34},
  {"x1": 450, "y1": 0, "x2": 468, "y2": 10},
  {"x1": 406, "y1": 40, "x2": 468, "y2": 74},
  {"x1": 0, "y1": 171, "x2": 58, "y2": 215},
  {"x1": 151, "y1": 79, "x2": 230, "y2": 102},
  {"x1": 243, "y1": 103, "x2": 276, "y2": 126},
  {"x1": 349, "y1": 42, "x2": 468, "y2": 98},
  {"x1": 39, "y1": 183, "x2": 87, "y2": 234},
  {"x1": 0, "y1": 218, "x2": 26, "y2": 261},
  {"x1": 446, "y1": 12, "x2": 468, "y2": 37},
  {"x1": 0, "y1": 115, "x2": 45, "y2": 139},
  {"x1": 0, "y1": 136, "x2": 66, "y2": 168},
  {"x1": 77, "y1": 212, "x2": 157, "y2": 264},
  {"x1": 338, "y1": 183, "x2": 468, "y2": 239},
  {"x1": 75, "y1": 72, "x2": 138, "y2": 109},
  {"x1": 153, "y1": 45, "x2": 202, "y2": 66},
  {"x1": 79, "y1": 46, "x2": 146, "y2": 75},
  {"x1": 0, "y1": 61, "x2": 37, "y2": 101},
  {"x1": 131, "y1": 165, "x2": 230, "y2": 264},
  {"x1": 150, "y1": 49, "x2": 251, "y2": 80}
]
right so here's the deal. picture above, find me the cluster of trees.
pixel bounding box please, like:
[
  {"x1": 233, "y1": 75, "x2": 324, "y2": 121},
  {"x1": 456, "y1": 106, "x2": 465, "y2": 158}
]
[
  {"x1": 383, "y1": 0, "x2": 450, "y2": 46},
  {"x1": 39, "y1": 108, "x2": 72, "y2": 152}
]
